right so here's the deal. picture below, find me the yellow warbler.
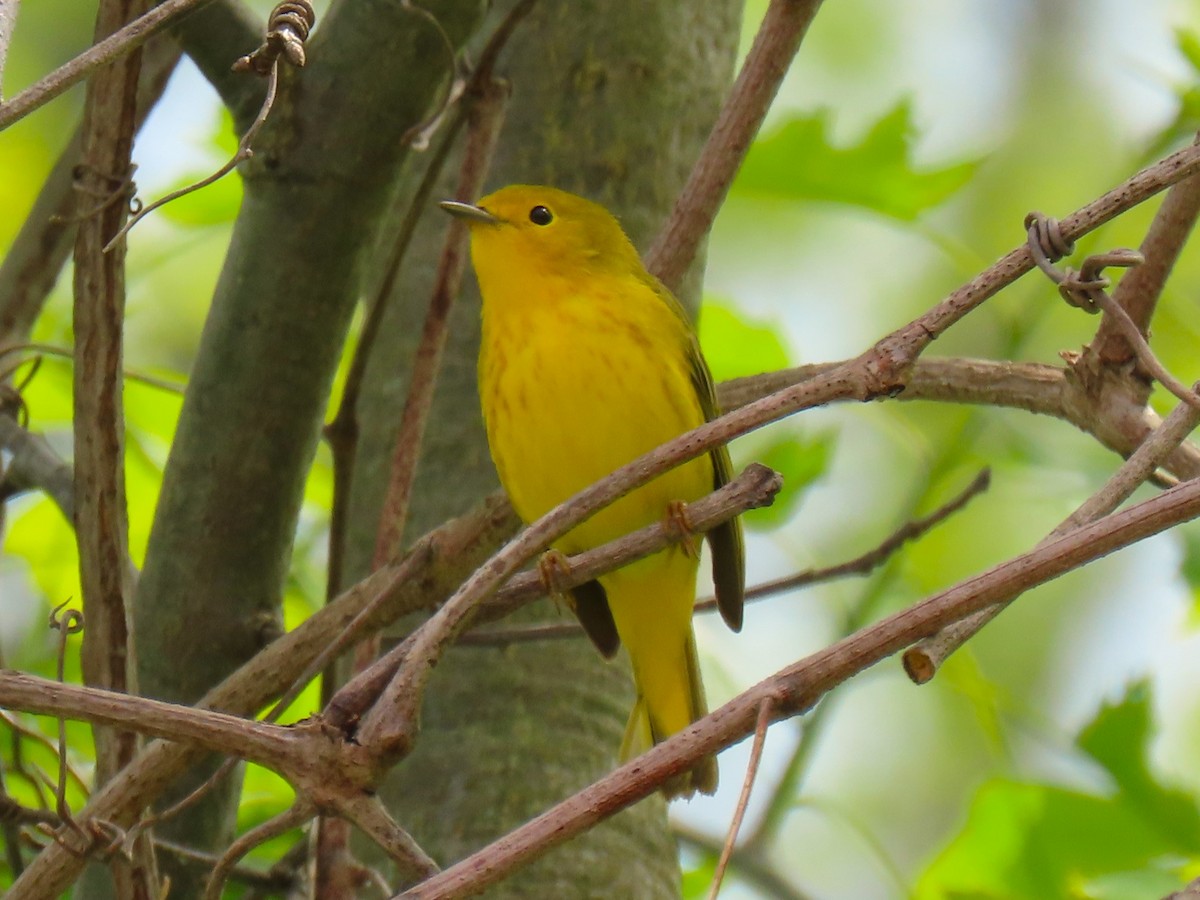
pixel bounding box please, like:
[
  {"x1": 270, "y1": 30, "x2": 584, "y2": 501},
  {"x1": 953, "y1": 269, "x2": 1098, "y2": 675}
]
[{"x1": 442, "y1": 185, "x2": 744, "y2": 797}]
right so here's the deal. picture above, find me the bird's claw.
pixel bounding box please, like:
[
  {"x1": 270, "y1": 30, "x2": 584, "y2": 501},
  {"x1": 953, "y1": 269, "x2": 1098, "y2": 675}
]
[
  {"x1": 538, "y1": 549, "x2": 574, "y2": 612},
  {"x1": 664, "y1": 500, "x2": 699, "y2": 559}
]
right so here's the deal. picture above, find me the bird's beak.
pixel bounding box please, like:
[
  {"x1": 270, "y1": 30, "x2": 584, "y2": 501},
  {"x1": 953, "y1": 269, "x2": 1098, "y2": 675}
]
[{"x1": 439, "y1": 200, "x2": 501, "y2": 225}]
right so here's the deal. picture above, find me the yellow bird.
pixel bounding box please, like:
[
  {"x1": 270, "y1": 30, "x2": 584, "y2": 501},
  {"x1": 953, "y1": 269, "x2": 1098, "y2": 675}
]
[{"x1": 442, "y1": 185, "x2": 744, "y2": 797}]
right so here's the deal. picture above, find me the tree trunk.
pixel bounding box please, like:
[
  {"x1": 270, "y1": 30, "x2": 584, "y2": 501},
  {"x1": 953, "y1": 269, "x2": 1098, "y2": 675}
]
[
  {"x1": 128, "y1": 3, "x2": 486, "y2": 895},
  {"x1": 343, "y1": 1, "x2": 741, "y2": 893}
]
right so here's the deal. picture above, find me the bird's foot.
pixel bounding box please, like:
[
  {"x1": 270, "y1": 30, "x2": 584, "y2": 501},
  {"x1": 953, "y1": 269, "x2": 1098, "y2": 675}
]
[
  {"x1": 537, "y1": 549, "x2": 574, "y2": 613},
  {"x1": 664, "y1": 500, "x2": 700, "y2": 559}
]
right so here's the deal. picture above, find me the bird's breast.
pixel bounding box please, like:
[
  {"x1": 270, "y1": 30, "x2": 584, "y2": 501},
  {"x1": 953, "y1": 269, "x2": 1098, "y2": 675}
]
[{"x1": 479, "y1": 285, "x2": 711, "y2": 553}]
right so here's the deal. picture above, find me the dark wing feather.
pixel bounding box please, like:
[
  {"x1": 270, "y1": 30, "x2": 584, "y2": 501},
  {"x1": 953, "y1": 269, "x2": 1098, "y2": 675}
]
[
  {"x1": 686, "y1": 329, "x2": 745, "y2": 631},
  {"x1": 644, "y1": 275, "x2": 746, "y2": 632},
  {"x1": 570, "y1": 580, "x2": 621, "y2": 658}
]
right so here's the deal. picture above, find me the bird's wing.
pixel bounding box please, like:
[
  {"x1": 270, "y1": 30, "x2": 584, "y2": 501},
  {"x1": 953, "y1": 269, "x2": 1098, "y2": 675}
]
[{"x1": 650, "y1": 277, "x2": 746, "y2": 632}]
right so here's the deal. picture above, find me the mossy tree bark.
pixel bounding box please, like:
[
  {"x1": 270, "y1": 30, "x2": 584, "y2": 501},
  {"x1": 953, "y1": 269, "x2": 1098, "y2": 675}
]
[{"x1": 343, "y1": 1, "x2": 741, "y2": 894}]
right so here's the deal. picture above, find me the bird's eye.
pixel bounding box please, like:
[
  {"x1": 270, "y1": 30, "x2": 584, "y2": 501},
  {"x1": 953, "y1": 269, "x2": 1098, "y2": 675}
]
[{"x1": 529, "y1": 205, "x2": 553, "y2": 226}]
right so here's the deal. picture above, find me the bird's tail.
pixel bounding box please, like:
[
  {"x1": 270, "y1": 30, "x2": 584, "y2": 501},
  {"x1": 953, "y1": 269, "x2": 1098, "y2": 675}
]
[{"x1": 618, "y1": 624, "x2": 718, "y2": 798}]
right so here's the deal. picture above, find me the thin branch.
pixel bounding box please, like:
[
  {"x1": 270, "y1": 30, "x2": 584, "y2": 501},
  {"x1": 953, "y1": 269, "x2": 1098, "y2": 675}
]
[
  {"x1": 340, "y1": 794, "x2": 438, "y2": 881},
  {"x1": 317, "y1": 69, "x2": 510, "y2": 898},
  {"x1": 346, "y1": 464, "x2": 782, "y2": 746},
  {"x1": 707, "y1": 698, "x2": 773, "y2": 900},
  {"x1": 154, "y1": 835, "x2": 297, "y2": 893},
  {"x1": 104, "y1": 59, "x2": 280, "y2": 249},
  {"x1": 460, "y1": 468, "x2": 989, "y2": 647},
  {"x1": 0, "y1": 765, "x2": 27, "y2": 877},
  {"x1": 203, "y1": 801, "x2": 314, "y2": 900},
  {"x1": 49, "y1": 604, "x2": 85, "y2": 836},
  {"x1": 645, "y1": 0, "x2": 825, "y2": 290},
  {"x1": 401, "y1": 473, "x2": 1200, "y2": 899},
  {"x1": 108, "y1": 0, "x2": 318, "y2": 248},
  {"x1": 904, "y1": 388, "x2": 1200, "y2": 681},
  {"x1": 371, "y1": 75, "x2": 509, "y2": 566},
  {"x1": 725, "y1": 468, "x2": 991, "y2": 606},
  {"x1": 7, "y1": 493, "x2": 518, "y2": 898},
  {"x1": 0, "y1": 0, "x2": 216, "y2": 132},
  {"x1": 0, "y1": 710, "x2": 90, "y2": 798},
  {"x1": 1094, "y1": 134, "x2": 1200, "y2": 365}
]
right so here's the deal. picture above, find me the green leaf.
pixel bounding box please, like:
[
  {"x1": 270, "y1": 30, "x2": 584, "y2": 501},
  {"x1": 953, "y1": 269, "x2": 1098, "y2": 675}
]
[
  {"x1": 732, "y1": 100, "x2": 977, "y2": 220},
  {"x1": 742, "y1": 432, "x2": 832, "y2": 530},
  {"x1": 916, "y1": 780, "x2": 1175, "y2": 899},
  {"x1": 919, "y1": 684, "x2": 1200, "y2": 899},
  {"x1": 1077, "y1": 683, "x2": 1200, "y2": 851},
  {"x1": 698, "y1": 299, "x2": 790, "y2": 383}
]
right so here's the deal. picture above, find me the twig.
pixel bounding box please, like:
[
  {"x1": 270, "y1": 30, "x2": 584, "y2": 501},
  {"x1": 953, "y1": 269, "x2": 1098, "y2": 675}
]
[
  {"x1": 401, "y1": 473, "x2": 1200, "y2": 899},
  {"x1": 317, "y1": 70, "x2": 509, "y2": 898},
  {"x1": 460, "y1": 467, "x2": 989, "y2": 647},
  {"x1": 1024, "y1": 214, "x2": 1200, "y2": 409},
  {"x1": 347, "y1": 465, "x2": 782, "y2": 746},
  {"x1": 48, "y1": 603, "x2": 85, "y2": 837},
  {"x1": 903, "y1": 387, "x2": 1200, "y2": 682},
  {"x1": 1094, "y1": 135, "x2": 1200, "y2": 365},
  {"x1": 0, "y1": 0, "x2": 215, "y2": 132},
  {"x1": 719, "y1": 357, "x2": 1200, "y2": 482},
  {"x1": 0, "y1": 710, "x2": 90, "y2": 799},
  {"x1": 707, "y1": 698, "x2": 773, "y2": 900},
  {"x1": 106, "y1": 1, "x2": 316, "y2": 249},
  {"x1": 0, "y1": 761, "x2": 27, "y2": 877},
  {"x1": 153, "y1": 835, "x2": 297, "y2": 892},
  {"x1": 0, "y1": 342, "x2": 186, "y2": 394},
  {"x1": 340, "y1": 794, "x2": 437, "y2": 881},
  {"x1": 371, "y1": 75, "x2": 509, "y2": 567},
  {"x1": 203, "y1": 801, "x2": 314, "y2": 900},
  {"x1": 395, "y1": 0, "x2": 462, "y2": 149},
  {"x1": 724, "y1": 468, "x2": 991, "y2": 607},
  {"x1": 645, "y1": 0, "x2": 825, "y2": 291},
  {"x1": 0, "y1": 412, "x2": 75, "y2": 520},
  {"x1": 0, "y1": 671, "x2": 297, "y2": 763},
  {"x1": 104, "y1": 63, "x2": 277, "y2": 249}
]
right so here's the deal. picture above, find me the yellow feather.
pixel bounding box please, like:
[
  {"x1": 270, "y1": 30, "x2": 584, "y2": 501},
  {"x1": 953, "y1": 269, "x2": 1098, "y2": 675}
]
[{"x1": 445, "y1": 185, "x2": 743, "y2": 798}]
